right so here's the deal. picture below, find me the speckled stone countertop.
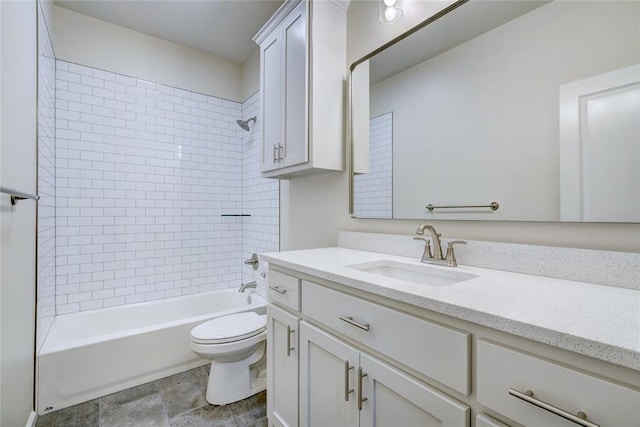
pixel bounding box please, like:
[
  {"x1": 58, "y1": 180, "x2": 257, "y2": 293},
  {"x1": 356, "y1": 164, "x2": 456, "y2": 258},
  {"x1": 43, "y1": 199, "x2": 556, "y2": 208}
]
[{"x1": 261, "y1": 247, "x2": 640, "y2": 370}]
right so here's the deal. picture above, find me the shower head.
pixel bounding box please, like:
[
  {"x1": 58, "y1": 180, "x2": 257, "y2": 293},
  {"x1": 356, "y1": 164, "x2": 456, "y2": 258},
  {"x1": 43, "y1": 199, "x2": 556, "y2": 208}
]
[{"x1": 237, "y1": 116, "x2": 256, "y2": 131}]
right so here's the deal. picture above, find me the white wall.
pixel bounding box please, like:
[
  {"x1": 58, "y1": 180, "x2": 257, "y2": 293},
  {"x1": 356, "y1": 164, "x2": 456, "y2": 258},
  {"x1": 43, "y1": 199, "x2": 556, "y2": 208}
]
[
  {"x1": 0, "y1": 0, "x2": 38, "y2": 424},
  {"x1": 281, "y1": 0, "x2": 640, "y2": 253},
  {"x1": 53, "y1": 5, "x2": 243, "y2": 102},
  {"x1": 242, "y1": 50, "x2": 260, "y2": 103}
]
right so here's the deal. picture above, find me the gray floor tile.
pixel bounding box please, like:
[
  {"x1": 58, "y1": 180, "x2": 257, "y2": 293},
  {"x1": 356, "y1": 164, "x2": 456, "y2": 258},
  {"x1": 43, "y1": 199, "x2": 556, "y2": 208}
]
[
  {"x1": 230, "y1": 391, "x2": 267, "y2": 426},
  {"x1": 101, "y1": 381, "x2": 159, "y2": 411},
  {"x1": 246, "y1": 416, "x2": 269, "y2": 427},
  {"x1": 100, "y1": 393, "x2": 169, "y2": 427},
  {"x1": 36, "y1": 400, "x2": 99, "y2": 427},
  {"x1": 169, "y1": 404, "x2": 238, "y2": 427},
  {"x1": 157, "y1": 367, "x2": 209, "y2": 418},
  {"x1": 36, "y1": 367, "x2": 268, "y2": 427}
]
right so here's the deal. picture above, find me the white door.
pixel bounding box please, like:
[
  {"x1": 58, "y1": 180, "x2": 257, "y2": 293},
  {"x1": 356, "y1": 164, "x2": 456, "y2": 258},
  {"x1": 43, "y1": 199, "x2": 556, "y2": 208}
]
[
  {"x1": 359, "y1": 353, "x2": 470, "y2": 427},
  {"x1": 560, "y1": 64, "x2": 640, "y2": 222},
  {"x1": 281, "y1": 2, "x2": 308, "y2": 169},
  {"x1": 299, "y1": 321, "x2": 359, "y2": 427},
  {"x1": 267, "y1": 305, "x2": 299, "y2": 427},
  {"x1": 261, "y1": 29, "x2": 283, "y2": 172}
]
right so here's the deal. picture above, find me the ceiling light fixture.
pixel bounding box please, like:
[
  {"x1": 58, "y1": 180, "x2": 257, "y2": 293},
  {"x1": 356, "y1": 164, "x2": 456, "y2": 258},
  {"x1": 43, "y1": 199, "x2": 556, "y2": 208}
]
[{"x1": 379, "y1": 0, "x2": 403, "y2": 25}]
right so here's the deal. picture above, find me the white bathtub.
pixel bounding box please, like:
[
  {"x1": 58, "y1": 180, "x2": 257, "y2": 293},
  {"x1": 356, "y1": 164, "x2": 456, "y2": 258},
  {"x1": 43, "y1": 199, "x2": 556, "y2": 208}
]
[{"x1": 37, "y1": 289, "x2": 266, "y2": 415}]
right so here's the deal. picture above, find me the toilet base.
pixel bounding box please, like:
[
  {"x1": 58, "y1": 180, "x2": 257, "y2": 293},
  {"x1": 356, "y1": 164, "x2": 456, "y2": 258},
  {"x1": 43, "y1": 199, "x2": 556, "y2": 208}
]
[{"x1": 205, "y1": 341, "x2": 266, "y2": 405}]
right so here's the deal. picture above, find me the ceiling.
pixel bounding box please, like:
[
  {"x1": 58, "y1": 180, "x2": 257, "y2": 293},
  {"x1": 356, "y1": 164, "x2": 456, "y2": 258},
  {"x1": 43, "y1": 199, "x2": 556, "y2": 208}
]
[{"x1": 55, "y1": 0, "x2": 284, "y2": 64}]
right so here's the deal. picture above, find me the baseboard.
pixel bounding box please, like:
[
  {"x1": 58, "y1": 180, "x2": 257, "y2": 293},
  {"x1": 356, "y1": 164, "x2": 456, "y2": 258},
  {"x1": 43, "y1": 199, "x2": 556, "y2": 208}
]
[{"x1": 25, "y1": 410, "x2": 37, "y2": 427}]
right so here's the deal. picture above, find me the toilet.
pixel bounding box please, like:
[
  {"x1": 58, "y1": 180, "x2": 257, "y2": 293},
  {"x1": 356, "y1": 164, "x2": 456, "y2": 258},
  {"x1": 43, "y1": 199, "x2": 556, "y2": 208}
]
[{"x1": 190, "y1": 311, "x2": 267, "y2": 405}]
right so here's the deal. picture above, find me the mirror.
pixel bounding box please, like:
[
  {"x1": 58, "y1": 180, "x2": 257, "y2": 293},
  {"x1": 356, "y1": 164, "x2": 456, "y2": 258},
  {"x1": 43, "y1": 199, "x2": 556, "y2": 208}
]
[{"x1": 350, "y1": 0, "x2": 640, "y2": 222}]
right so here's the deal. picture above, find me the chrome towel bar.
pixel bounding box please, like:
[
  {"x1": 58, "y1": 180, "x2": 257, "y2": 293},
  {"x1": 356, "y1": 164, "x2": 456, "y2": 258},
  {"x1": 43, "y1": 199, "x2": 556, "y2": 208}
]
[
  {"x1": 0, "y1": 186, "x2": 40, "y2": 206},
  {"x1": 426, "y1": 201, "x2": 499, "y2": 212}
]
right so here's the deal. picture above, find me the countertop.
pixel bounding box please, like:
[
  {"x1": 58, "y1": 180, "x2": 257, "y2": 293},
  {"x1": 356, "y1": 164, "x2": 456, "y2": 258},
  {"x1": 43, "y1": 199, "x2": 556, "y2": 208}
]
[{"x1": 261, "y1": 247, "x2": 640, "y2": 370}]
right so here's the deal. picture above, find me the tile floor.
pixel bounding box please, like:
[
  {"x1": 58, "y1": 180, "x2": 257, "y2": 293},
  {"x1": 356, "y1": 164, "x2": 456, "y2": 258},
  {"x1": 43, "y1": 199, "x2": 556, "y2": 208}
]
[{"x1": 36, "y1": 365, "x2": 267, "y2": 427}]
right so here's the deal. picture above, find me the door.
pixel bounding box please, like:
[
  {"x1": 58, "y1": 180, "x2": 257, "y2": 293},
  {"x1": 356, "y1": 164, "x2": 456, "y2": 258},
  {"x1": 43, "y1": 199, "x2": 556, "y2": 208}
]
[
  {"x1": 359, "y1": 353, "x2": 470, "y2": 427},
  {"x1": 260, "y1": 28, "x2": 283, "y2": 172},
  {"x1": 281, "y1": 2, "x2": 308, "y2": 169},
  {"x1": 560, "y1": 64, "x2": 640, "y2": 221},
  {"x1": 299, "y1": 321, "x2": 359, "y2": 427},
  {"x1": 267, "y1": 305, "x2": 299, "y2": 427}
]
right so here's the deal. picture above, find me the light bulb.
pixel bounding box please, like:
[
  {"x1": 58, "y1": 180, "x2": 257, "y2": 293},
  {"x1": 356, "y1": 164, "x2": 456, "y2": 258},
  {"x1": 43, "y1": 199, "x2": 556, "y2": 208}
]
[
  {"x1": 384, "y1": 6, "x2": 397, "y2": 22},
  {"x1": 383, "y1": 0, "x2": 397, "y2": 6}
]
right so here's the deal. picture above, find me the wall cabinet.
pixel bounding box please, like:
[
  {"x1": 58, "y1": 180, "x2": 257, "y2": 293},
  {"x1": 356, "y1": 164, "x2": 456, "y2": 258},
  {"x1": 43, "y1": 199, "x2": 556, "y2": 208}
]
[
  {"x1": 254, "y1": 0, "x2": 346, "y2": 179},
  {"x1": 299, "y1": 321, "x2": 470, "y2": 427}
]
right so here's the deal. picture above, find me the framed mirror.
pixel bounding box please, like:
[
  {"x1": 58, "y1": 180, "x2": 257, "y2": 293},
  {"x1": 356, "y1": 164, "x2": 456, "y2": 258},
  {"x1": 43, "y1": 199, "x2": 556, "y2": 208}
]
[{"x1": 350, "y1": 0, "x2": 640, "y2": 222}]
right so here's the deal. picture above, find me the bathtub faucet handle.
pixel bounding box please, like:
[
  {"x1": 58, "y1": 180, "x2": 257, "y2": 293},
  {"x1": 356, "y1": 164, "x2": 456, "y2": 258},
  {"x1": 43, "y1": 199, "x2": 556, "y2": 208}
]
[
  {"x1": 244, "y1": 253, "x2": 259, "y2": 270},
  {"x1": 239, "y1": 281, "x2": 257, "y2": 293}
]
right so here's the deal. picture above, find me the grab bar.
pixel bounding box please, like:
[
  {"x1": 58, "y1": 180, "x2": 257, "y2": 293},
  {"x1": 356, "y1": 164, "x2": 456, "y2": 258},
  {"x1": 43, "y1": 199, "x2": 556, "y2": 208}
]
[
  {"x1": 426, "y1": 201, "x2": 499, "y2": 212},
  {"x1": 0, "y1": 186, "x2": 40, "y2": 206}
]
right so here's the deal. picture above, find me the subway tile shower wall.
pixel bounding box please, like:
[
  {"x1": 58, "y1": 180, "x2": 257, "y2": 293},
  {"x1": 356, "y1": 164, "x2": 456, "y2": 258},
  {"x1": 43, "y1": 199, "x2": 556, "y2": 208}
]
[
  {"x1": 37, "y1": 6, "x2": 57, "y2": 349},
  {"x1": 353, "y1": 112, "x2": 393, "y2": 218},
  {"x1": 241, "y1": 91, "x2": 279, "y2": 298},
  {"x1": 54, "y1": 61, "x2": 266, "y2": 314}
]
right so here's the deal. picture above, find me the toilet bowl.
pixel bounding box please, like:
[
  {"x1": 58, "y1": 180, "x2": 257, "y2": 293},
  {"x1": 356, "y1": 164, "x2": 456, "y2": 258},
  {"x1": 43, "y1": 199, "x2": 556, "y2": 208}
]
[{"x1": 190, "y1": 311, "x2": 267, "y2": 405}]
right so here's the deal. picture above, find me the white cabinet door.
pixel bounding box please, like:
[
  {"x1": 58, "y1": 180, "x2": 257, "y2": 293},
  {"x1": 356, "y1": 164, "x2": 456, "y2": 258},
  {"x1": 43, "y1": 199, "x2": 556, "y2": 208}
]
[
  {"x1": 299, "y1": 321, "x2": 359, "y2": 427},
  {"x1": 260, "y1": 28, "x2": 283, "y2": 173},
  {"x1": 359, "y1": 353, "x2": 470, "y2": 427},
  {"x1": 281, "y1": 3, "x2": 307, "y2": 169},
  {"x1": 267, "y1": 305, "x2": 299, "y2": 427}
]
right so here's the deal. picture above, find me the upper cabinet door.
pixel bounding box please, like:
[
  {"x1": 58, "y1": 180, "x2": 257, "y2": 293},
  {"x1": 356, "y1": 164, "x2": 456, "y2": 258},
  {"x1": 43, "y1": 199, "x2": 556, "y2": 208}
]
[
  {"x1": 260, "y1": 29, "x2": 283, "y2": 173},
  {"x1": 281, "y1": 4, "x2": 308, "y2": 169}
]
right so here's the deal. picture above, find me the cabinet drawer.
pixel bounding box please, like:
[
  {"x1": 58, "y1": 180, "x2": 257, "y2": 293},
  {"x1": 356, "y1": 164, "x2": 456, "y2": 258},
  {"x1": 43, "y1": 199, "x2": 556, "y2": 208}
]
[
  {"x1": 302, "y1": 280, "x2": 470, "y2": 394},
  {"x1": 268, "y1": 270, "x2": 301, "y2": 311},
  {"x1": 476, "y1": 414, "x2": 509, "y2": 427},
  {"x1": 477, "y1": 340, "x2": 640, "y2": 426}
]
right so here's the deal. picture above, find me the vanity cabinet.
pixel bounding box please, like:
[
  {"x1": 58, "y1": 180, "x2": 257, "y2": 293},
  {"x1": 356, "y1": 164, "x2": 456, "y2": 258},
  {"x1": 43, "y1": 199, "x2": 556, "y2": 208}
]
[
  {"x1": 267, "y1": 304, "x2": 299, "y2": 427},
  {"x1": 477, "y1": 340, "x2": 640, "y2": 426},
  {"x1": 299, "y1": 321, "x2": 470, "y2": 427},
  {"x1": 265, "y1": 262, "x2": 640, "y2": 427},
  {"x1": 253, "y1": 0, "x2": 346, "y2": 179}
]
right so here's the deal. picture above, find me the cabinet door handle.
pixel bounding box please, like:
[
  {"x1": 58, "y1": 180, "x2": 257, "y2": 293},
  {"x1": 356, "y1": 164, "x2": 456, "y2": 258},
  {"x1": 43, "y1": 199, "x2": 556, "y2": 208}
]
[
  {"x1": 357, "y1": 367, "x2": 368, "y2": 411},
  {"x1": 269, "y1": 286, "x2": 287, "y2": 294},
  {"x1": 344, "y1": 360, "x2": 354, "y2": 401},
  {"x1": 286, "y1": 325, "x2": 295, "y2": 356},
  {"x1": 339, "y1": 315, "x2": 370, "y2": 331},
  {"x1": 273, "y1": 144, "x2": 278, "y2": 163},
  {"x1": 508, "y1": 388, "x2": 599, "y2": 427},
  {"x1": 277, "y1": 144, "x2": 284, "y2": 161}
]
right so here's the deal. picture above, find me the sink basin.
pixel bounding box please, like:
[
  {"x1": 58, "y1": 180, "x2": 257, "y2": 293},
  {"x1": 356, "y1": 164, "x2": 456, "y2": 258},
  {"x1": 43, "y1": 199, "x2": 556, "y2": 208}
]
[{"x1": 345, "y1": 260, "x2": 477, "y2": 287}]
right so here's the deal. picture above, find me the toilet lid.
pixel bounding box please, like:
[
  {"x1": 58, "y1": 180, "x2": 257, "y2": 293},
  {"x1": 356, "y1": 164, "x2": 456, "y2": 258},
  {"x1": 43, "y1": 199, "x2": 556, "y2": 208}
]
[{"x1": 191, "y1": 312, "x2": 266, "y2": 344}]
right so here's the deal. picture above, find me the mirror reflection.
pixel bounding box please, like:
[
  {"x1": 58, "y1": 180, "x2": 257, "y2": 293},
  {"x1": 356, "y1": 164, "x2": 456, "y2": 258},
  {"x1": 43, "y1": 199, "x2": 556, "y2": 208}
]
[{"x1": 351, "y1": 0, "x2": 640, "y2": 222}]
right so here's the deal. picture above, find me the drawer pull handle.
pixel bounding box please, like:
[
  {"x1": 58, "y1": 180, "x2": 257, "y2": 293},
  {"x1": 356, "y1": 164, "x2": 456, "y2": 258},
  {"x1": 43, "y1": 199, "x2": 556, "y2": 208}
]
[
  {"x1": 508, "y1": 388, "x2": 599, "y2": 427},
  {"x1": 286, "y1": 325, "x2": 295, "y2": 356},
  {"x1": 357, "y1": 367, "x2": 368, "y2": 411},
  {"x1": 269, "y1": 286, "x2": 287, "y2": 295},
  {"x1": 339, "y1": 315, "x2": 370, "y2": 331},
  {"x1": 344, "y1": 361, "x2": 354, "y2": 401}
]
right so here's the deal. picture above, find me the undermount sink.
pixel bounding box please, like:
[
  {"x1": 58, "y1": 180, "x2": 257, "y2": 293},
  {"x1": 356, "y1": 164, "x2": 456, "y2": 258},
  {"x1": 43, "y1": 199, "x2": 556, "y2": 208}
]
[{"x1": 345, "y1": 260, "x2": 477, "y2": 287}]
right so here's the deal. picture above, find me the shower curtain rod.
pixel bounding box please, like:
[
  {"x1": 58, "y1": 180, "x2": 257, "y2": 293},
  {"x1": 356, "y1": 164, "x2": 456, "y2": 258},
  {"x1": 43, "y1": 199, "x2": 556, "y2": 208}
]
[{"x1": 0, "y1": 186, "x2": 40, "y2": 205}]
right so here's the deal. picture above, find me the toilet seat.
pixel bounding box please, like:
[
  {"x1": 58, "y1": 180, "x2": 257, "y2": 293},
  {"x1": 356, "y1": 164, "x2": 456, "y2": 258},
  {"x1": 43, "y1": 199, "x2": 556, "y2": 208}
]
[{"x1": 191, "y1": 312, "x2": 266, "y2": 345}]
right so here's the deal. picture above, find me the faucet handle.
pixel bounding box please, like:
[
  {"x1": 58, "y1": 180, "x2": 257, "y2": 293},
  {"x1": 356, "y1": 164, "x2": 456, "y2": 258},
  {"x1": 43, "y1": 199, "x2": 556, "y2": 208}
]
[
  {"x1": 413, "y1": 237, "x2": 433, "y2": 261},
  {"x1": 445, "y1": 240, "x2": 466, "y2": 267}
]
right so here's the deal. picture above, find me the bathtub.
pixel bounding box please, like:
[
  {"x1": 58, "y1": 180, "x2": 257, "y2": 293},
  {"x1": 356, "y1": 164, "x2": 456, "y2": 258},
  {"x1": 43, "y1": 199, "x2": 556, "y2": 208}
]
[{"x1": 37, "y1": 289, "x2": 266, "y2": 415}]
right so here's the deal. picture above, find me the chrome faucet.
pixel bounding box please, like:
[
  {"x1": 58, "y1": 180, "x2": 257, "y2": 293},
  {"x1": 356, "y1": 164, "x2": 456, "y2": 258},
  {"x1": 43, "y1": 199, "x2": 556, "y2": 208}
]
[
  {"x1": 239, "y1": 281, "x2": 257, "y2": 293},
  {"x1": 413, "y1": 224, "x2": 466, "y2": 267}
]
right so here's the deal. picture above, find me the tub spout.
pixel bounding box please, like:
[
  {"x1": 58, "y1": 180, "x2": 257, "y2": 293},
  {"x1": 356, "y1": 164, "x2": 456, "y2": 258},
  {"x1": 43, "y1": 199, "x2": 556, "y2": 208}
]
[{"x1": 239, "y1": 281, "x2": 257, "y2": 293}]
